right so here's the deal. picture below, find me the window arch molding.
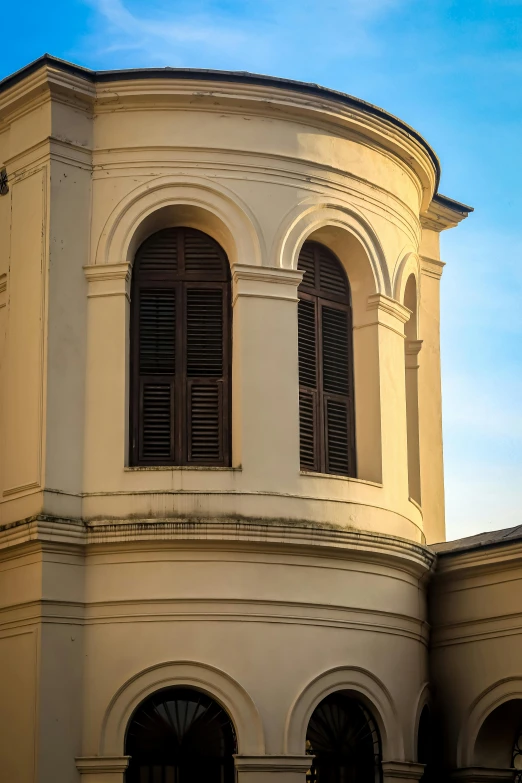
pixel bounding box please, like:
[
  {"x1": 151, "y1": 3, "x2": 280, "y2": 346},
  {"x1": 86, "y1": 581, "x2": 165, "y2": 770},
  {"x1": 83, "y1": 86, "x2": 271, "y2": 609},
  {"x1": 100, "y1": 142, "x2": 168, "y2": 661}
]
[
  {"x1": 272, "y1": 198, "x2": 390, "y2": 299},
  {"x1": 284, "y1": 665, "x2": 403, "y2": 761},
  {"x1": 457, "y1": 678, "x2": 522, "y2": 768},
  {"x1": 92, "y1": 174, "x2": 264, "y2": 270},
  {"x1": 99, "y1": 660, "x2": 265, "y2": 758}
]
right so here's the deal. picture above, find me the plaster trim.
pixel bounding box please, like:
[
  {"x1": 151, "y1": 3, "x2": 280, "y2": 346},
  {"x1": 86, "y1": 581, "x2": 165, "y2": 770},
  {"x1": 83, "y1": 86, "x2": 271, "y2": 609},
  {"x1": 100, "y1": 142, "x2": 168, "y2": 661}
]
[
  {"x1": 76, "y1": 757, "x2": 130, "y2": 774},
  {"x1": 100, "y1": 660, "x2": 265, "y2": 756},
  {"x1": 93, "y1": 174, "x2": 264, "y2": 269},
  {"x1": 285, "y1": 665, "x2": 403, "y2": 759},
  {"x1": 273, "y1": 197, "x2": 391, "y2": 295}
]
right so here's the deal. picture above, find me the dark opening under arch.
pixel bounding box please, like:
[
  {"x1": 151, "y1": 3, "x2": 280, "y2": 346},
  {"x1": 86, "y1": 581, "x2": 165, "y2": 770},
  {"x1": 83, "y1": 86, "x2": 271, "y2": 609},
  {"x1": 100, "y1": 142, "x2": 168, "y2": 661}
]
[
  {"x1": 306, "y1": 691, "x2": 382, "y2": 783},
  {"x1": 297, "y1": 240, "x2": 356, "y2": 477},
  {"x1": 129, "y1": 226, "x2": 231, "y2": 467},
  {"x1": 125, "y1": 687, "x2": 237, "y2": 783}
]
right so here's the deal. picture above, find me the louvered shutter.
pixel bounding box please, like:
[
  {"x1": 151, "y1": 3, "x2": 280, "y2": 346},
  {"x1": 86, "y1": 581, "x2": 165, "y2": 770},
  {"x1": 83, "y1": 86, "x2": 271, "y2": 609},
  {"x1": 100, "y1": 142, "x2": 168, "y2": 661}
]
[
  {"x1": 130, "y1": 227, "x2": 230, "y2": 466},
  {"x1": 297, "y1": 241, "x2": 355, "y2": 476}
]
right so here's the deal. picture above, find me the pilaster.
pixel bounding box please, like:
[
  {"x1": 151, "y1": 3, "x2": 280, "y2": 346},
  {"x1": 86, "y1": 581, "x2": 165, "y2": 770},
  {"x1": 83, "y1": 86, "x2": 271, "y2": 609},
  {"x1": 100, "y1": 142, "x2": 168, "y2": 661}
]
[
  {"x1": 417, "y1": 254, "x2": 445, "y2": 543},
  {"x1": 231, "y1": 264, "x2": 303, "y2": 488},
  {"x1": 355, "y1": 293, "x2": 410, "y2": 506},
  {"x1": 83, "y1": 263, "x2": 131, "y2": 492}
]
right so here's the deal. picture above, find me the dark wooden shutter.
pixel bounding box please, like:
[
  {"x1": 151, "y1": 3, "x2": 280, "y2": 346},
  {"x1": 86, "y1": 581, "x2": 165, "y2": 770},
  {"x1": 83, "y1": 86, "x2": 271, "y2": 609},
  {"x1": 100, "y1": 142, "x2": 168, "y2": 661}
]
[
  {"x1": 297, "y1": 241, "x2": 355, "y2": 476},
  {"x1": 130, "y1": 227, "x2": 230, "y2": 466}
]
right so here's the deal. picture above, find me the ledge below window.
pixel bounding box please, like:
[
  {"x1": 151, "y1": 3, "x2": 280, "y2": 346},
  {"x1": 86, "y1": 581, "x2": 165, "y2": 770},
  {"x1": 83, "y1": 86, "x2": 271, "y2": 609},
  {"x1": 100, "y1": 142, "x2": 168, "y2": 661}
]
[
  {"x1": 125, "y1": 465, "x2": 242, "y2": 472},
  {"x1": 300, "y1": 470, "x2": 382, "y2": 488}
]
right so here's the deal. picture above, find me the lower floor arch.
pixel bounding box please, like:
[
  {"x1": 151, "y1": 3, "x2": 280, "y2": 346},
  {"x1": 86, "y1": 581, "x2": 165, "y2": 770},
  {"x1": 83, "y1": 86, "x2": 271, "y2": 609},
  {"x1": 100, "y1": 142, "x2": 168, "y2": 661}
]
[
  {"x1": 125, "y1": 686, "x2": 237, "y2": 783},
  {"x1": 306, "y1": 689, "x2": 383, "y2": 782},
  {"x1": 285, "y1": 666, "x2": 403, "y2": 762},
  {"x1": 473, "y1": 698, "x2": 522, "y2": 773},
  {"x1": 100, "y1": 661, "x2": 265, "y2": 758}
]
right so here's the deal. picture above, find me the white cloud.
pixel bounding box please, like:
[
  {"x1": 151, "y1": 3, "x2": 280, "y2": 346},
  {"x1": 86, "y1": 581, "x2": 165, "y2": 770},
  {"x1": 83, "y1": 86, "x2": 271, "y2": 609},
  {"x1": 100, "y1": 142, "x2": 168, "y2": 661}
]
[{"x1": 79, "y1": 0, "x2": 405, "y2": 71}]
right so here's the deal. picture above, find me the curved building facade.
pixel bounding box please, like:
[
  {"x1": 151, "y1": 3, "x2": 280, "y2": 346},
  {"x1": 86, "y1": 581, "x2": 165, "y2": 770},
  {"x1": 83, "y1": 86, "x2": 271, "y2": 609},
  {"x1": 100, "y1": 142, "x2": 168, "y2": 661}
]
[{"x1": 0, "y1": 56, "x2": 520, "y2": 783}]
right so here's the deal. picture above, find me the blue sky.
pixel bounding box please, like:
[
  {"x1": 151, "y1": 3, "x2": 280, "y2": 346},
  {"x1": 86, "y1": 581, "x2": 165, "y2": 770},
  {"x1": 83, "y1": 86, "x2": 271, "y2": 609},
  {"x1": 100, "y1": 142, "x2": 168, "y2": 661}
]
[{"x1": 3, "y1": 0, "x2": 521, "y2": 541}]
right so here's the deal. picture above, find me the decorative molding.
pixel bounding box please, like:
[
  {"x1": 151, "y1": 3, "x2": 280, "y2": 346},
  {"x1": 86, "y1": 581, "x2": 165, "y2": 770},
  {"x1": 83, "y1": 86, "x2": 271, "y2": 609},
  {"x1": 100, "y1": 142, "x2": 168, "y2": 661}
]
[
  {"x1": 405, "y1": 339, "x2": 423, "y2": 356},
  {"x1": 232, "y1": 264, "x2": 303, "y2": 304},
  {"x1": 234, "y1": 755, "x2": 312, "y2": 772},
  {"x1": 382, "y1": 760, "x2": 425, "y2": 780},
  {"x1": 420, "y1": 254, "x2": 445, "y2": 280},
  {"x1": 101, "y1": 660, "x2": 265, "y2": 756},
  {"x1": 2, "y1": 480, "x2": 41, "y2": 498},
  {"x1": 0, "y1": 272, "x2": 6, "y2": 309},
  {"x1": 0, "y1": 516, "x2": 435, "y2": 573},
  {"x1": 367, "y1": 294, "x2": 411, "y2": 324},
  {"x1": 76, "y1": 757, "x2": 130, "y2": 774},
  {"x1": 421, "y1": 194, "x2": 472, "y2": 232},
  {"x1": 83, "y1": 263, "x2": 131, "y2": 299},
  {"x1": 285, "y1": 665, "x2": 403, "y2": 759}
]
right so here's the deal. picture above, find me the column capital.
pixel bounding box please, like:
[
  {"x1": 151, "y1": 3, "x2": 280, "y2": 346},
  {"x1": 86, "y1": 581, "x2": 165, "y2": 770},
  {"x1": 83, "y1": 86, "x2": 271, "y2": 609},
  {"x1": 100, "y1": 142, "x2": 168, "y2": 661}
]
[
  {"x1": 382, "y1": 760, "x2": 426, "y2": 781},
  {"x1": 76, "y1": 756, "x2": 130, "y2": 775},
  {"x1": 83, "y1": 263, "x2": 131, "y2": 300},
  {"x1": 420, "y1": 254, "x2": 445, "y2": 280},
  {"x1": 231, "y1": 264, "x2": 303, "y2": 304},
  {"x1": 358, "y1": 293, "x2": 411, "y2": 338},
  {"x1": 234, "y1": 754, "x2": 312, "y2": 772}
]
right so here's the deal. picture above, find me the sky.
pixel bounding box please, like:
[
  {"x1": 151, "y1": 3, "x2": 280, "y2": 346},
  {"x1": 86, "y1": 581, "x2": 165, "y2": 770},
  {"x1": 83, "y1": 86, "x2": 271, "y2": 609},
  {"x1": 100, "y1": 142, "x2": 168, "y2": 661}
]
[{"x1": 2, "y1": 0, "x2": 521, "y2": 541}]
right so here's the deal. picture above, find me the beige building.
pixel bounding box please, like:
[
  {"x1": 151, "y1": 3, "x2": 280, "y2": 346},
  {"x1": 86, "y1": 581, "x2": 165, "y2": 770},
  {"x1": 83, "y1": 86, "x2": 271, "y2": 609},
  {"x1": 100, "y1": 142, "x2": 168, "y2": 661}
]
[{"x1": 0, "y1": 55, "x2": 520, "y2": 783}]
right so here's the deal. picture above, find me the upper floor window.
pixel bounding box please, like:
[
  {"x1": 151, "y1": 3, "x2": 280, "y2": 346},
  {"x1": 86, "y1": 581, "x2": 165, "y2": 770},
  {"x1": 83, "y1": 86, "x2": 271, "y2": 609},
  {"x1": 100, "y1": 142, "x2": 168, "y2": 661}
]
[
  {"x1": 130, "y1": 227, "x2": 231, "y2": 467},
  {"x1": 298, "y1": 241, "x2": 356, "y2": 477}
]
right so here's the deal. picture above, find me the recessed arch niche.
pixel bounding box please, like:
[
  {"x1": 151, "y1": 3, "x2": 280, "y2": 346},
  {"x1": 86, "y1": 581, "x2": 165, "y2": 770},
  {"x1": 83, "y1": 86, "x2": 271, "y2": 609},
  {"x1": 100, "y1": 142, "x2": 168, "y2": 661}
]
[{"x1": 124, "y1": 686, "x2": 237, "y2": 783}]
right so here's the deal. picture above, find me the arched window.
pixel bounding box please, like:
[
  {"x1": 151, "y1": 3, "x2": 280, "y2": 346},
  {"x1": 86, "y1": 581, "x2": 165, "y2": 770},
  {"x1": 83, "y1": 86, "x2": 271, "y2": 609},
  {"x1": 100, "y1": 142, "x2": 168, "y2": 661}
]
[
  {"x1": 306, "y1": 691, "x2": 382, "y2": 782},
  {"x1": 130, "y1": 227, "x2": 231, "y2": 466},
  {"x1": 125, "y1": 687, "x2": 237, "y2": 783},
  {"x1": 298, "y1": 241, "x2": 356, "y2": 476}
]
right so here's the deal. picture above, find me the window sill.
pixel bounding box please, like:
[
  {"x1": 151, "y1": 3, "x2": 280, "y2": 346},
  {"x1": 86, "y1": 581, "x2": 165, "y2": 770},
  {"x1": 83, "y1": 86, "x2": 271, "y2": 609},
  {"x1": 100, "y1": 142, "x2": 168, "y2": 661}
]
[
  {"x1": 300, "y1": 471, "x2": 382, "y2": 488},
  {"x1": 125, "y1": 465, "x2": 241, "y2": 472}
]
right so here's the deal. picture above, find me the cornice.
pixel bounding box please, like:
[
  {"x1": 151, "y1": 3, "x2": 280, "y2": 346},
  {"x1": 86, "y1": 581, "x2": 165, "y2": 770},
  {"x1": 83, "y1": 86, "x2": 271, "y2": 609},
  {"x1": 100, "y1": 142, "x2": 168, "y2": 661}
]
[
  {"x1": 432, "y1": 538, "x2": 522, "y2": 582},
  {"x1": 421, "y1": 192, "x2": 473, "y2": 232},
  {"x1": 0, "y1": 515, "x2": 435, "y2": 574},
  {"x1": 0, "y1": 55, "x2": 441, "y2": 211},
  {"x1": 0, "y1": 64, "x2": 95, "y2": 123}
]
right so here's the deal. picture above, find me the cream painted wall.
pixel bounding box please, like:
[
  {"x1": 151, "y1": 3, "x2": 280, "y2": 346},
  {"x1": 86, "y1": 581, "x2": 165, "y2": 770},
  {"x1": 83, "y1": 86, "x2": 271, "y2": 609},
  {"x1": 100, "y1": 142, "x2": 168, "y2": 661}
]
[
  {"x1": 430, "y1": 541, "x2": 522, "y2": 776},
  {"x1": 0, "y1": 59, "x2": 476, "y2": 783}
]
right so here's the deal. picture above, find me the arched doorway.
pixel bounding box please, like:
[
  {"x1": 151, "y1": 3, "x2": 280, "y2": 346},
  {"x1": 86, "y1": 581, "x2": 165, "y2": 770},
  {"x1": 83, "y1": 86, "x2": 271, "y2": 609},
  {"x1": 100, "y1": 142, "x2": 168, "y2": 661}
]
[
  {"x1": 125, "y1": 687, "x2": 237, "y2": 783},
  {"x1": 305, "y1": 691, "x2": 382, "y2": 783}
]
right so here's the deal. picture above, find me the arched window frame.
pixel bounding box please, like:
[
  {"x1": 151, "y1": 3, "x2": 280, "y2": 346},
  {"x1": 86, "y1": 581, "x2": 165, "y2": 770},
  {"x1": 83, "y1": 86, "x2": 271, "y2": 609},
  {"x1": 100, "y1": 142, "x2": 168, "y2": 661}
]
[
  {"x1": 125, "y1": 686, "x2": 237, "y2": 783},
  {"x1": 298, "y1": 240, "x2": 356, "y2": 477},
  {"x1": 305, "y1": 690, "x2": 383, "y2": 783},
  {"x1": 129, "y1": 227, "x2": 231, "y2": 467}
]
